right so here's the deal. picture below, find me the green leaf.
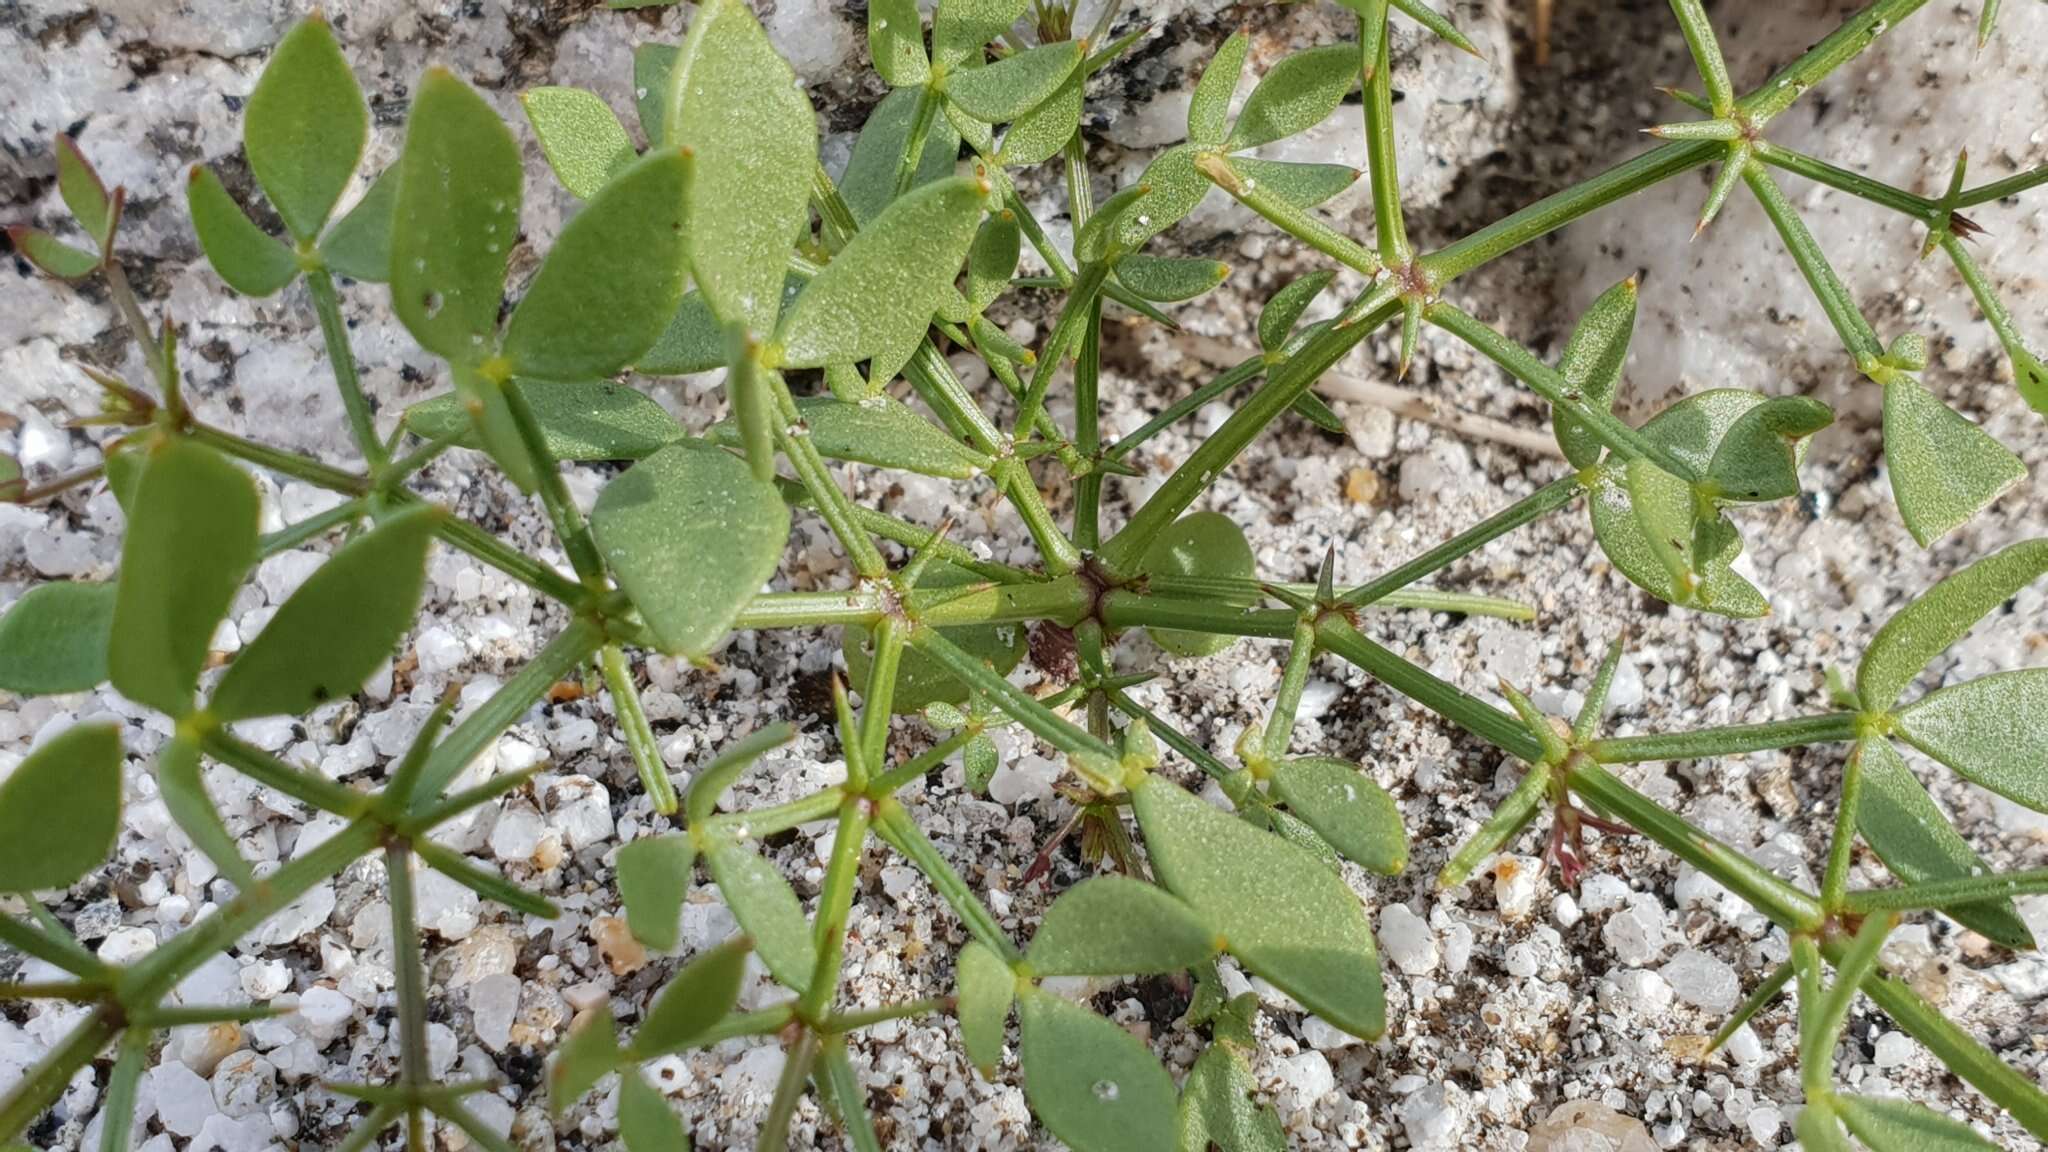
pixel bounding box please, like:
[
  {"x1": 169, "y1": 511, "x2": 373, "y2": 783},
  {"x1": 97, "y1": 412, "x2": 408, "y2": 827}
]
[
  {"x1": 1116, "y1": 255, "x2": 1230, "y2": 303},
  {"x1": 997, "y1": 70, "x2": 1083, "y2": 167},
  {"x1": 1858, "y1": 539, "x2": 2048, "y2": 711},
  {"x1": 964, "y1": 732, "x2": 1000, "y2": 795},
  {"x1": 1224, "y1": 44, "x2": 1358, "y2": 152},
  {"x1": 245, "y1": 16, "x2": 366, "y2": 240},
  {"x1": 0, "y1": 581, "x2": 116, "y2": 696},
  {"x1": 1897, "y1": 669, "x2": 2048, "y2": 813},
  {"x1": 1855, "y1": 737, "x2": 2032, "y2": 951},
  {"x1": 503, "y1": 149, "x2": 692, "y2": 381},
  {"x1": 405, "y1": 380, "x2": 682, "y2": 461},
  {"x1": 1026, "y1": 875, "x2": 1217, "y2": 977},
  {"x1": 1227, "y1": 157, "x2": 1361, "y2": 209},
  {"x1": 637, "y1": 291, "x2": 727, "y2": 376},
  {"x1": 633, "y1": 44, "x2": 681, "y2": 149},
  {"x1": 547, "y1": 1004, "x2": 618, "y2": 1115},
  {"x1": 1587, "y1": 460, "x2": 1764, "y2": 620},
  {"x1": 521, "y1": 87, "x2": 638, "y2": 201},
  {"x1": 591, "y1": 441, "x2": 790, "y2": 658},
  {"x1": 1188, "y1": 31, "x2": 1250, "y2": 147},
  {"x1": 636, "y1": 934, "x2": 751, "y2": 1054},
  {"x1": 945, "y1": 42, "x2": 1084, "y2": 124},
  {"x1": 156, "y1": 735, "x2": 253, "y2": 889},
  {"x1": 967, "y1": 213, "x2": 1020, "y2": 314},
  {"x1": 0, "y1": 722, "x2": 121, "y2": 893},
  {"x1": 54, "y1": 136, "x2": 112, "y2": 249},
  {"x1": 1706, "y1": 395, "x2": 1834, "y2": 503},
  {"x1": 210, "y1": 505, "x2": 440, "y2": 721},
  {"x1": 1259, "y1": 271, "x2": 1335, "y2": 355},
  {"x1": 452, "y1": 367, "x2": 542, "y2": 493},
  {"x1": 617, "y1": 834, "x2": 696, "y2": 952},
  {"x1": 711, "y1": 395, "x2": 988, "y2": 479},
  {"x1": 778, "y1": 176, "x2": 987, "y2": 369},
  {"x1": 1553, "y1": 277, "x2": 1636, "y2": 469},
  {"x1": 840, "y1": 88, "x2": 963, "y2": 227},
  {"x1": 1883, "y1": 376, "x2": 2025, "y2": 547},
  {"x1": 1139, "y1": 512, "x2": 1254, "y2": 657},
  {"x1": 9, "y1": 227, "x2": 100, "y2": 280},
  {"x1": 845, "y1": 562, "x2": 1026, "y2": 712},
  {"x1": 955, "y1": 939, "x2": 1015, "y2": 1077},
  {"x1": 1268, "y1": 757, "x2": 1406, "y2": 875},
  {"x1": 186, "y1": 166, "x2": 299, "y2": 298},
  {"x1": 702, "y1": 838, "x2": 815, "y2": 992},
  {"x1": 1132, "y1": 774, "x2": 1384, "y2": 1039},
  {"x1": 932, "y1": 0, "x2": 1028, "y2": 69},
  {"x1": 665, "y1": 0, "x2": 817, "y2": 335},
  {"x1": 619, "y1": 1073, "x2": 690, "y2": 1152},
  {"x1": 391, "y1": 69, "x2": 522, "y2": 362},
  {"x1": 320, "y1": 163, "x2": 400, "y2": 283},
  {"x1": 685, "y1": 723, "x2": 797, "y2": 825},
  {"x1": 1176, "y1": 1043, "x2": 1286, "y2": 1152},
  {"x1": 869, "y1": 0, "x2": 929, "y2": 86},
  {"x1": 1118, "y1": 145, "x2": 1208, "y2": 251},
  {"x1": 1836, "y1": 1095, "x2": 2000, "y2": 1151},
  {"x1": 1017, "y1": 988, "x2": 1177, "y2": 1152},
  {"x1": 110, "y1": 439, "x2": 259, "y2": 717}
]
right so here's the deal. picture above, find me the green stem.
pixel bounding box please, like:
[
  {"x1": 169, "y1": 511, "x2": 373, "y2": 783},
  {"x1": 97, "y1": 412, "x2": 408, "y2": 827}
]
[
  {"x1": 1939, "y1": 233, "x2": 2037, "y2": 364},
  {"x1": 817, "y1": 1035, "x2": 883, "y2": 1152},
  {"x1": 1741, "y1": 164, "x2": 1884, "y2": 363},
  {"x1": 98, "y1": 1030, "x2": 147, "y2": 1152},
  {"x1": 1359, "y1": 29, "x2": 1408, "y2": 266},
  {"x1": 102, "y1": 260, "x2": 175, "y2": 414},
  {"x1": 708, "y1": 788, "x2": 847, "y2": 841},
  {"x1": 894, "y1": 86, "x2": 942, "y2": 198},
  {"x1": 423, "y1": 502, "x2": 586, "y2": 606},
  {"x1": 601, "y1": 644, "x2": 677, "y2": 814},
  {"x1": 259, "y1": 497, "x2": 365, "y2": 558},
  {"x1": 1200, "y1": 156, "x2": 1379, "y2": 277},
  {"x1": 1014, "y1": 261, "x2": 1110, "y2": 438},
  {"x1": 757, "y1": 1026, "x2": 820, "y2": 1152},
  {"x1": 1667, "y1": 0, "x2": 1734, "y2": 113},
  {"x1": 766, "y1": 370, "x2": 888, "y2": 580},
  {"x1": 0, "y1": 1005, "x2": 121, "y2": 1141},
  {"x1": 911, "y1": 626, "x2": 1111, "y2": 759},
  {"x1": 1342, "y1": 475, "x2": 1583, "y2": 606},
  {"x1": 813, "y1": 162, "x2": 860, "y2": 251},
  {"x1": 305, "y1": 267, "x2": 388, "y2": 470},
  {"x1": 1074, "y1": 294, "x2": 1104, "y2": 550},
  {"x1": 500, "y1": 381, "x2": 607, "y2": 590},
  {"x1": 1959, "y1": 163, "x2": 2048, "y2": 208},
  {"x1": 1842, "y1": 867, "x2": 2048, "y2": 913},
  {"x1": 1568, "y1": 762, "x2": 1824, "y2": 930},
  {"x1": 1854, "y1": 965, "x2": 2048, "y2": 1142},
  {"x1": 799, "y1": 800, "x2": 871, "y2": 1022},
  {"x1": 1735, "y1": 0, "x2": 1930, "y2": 123},
  {"x1": 1438, "y1": 762, "x2": 1551, "y2": 889},
  {"x1": 869, "y1": 729, "x2": 978, "y2": 796},
  {"x1": 385, "y1": 842, "x2": 431, "y2": 1151},
  {"x1": 874, "y1": 800, "x2": 1023, "y2": 965},
  {"x1": 1261, "y1": 618, "x2": 1319, "y2": 764},
  {"x1": 1315, "y1": 618, "x2": 1543, "y2": 761},
  {"x1": 1426, "y1": 303, "x2": 1701, "y2": 480},
  {"x1": 408, "y1": 618, "x2": 605, "y2": 803},
  {"x1": 1586, "y1": 713, "x2": 1861, "y2": 763},
  {"x1": 826, "y1": 998, "x2": 947, "y2": 1033},
  {"x1": 1752, "y1": 142, "x2": 1934, "y2": 221},
  {"x1": 1821, "y1": 743, "x2": 1865, "y2": 909},
  {"x1": 190, "y1": 421, "x2": 368, "y2": 494},
  {"x1": 1103, "y1": 358, "x2": 1263, "y2": 464},
  {"x1": 1709, "y1": 961, "x2": 1793, "y2": 1053},
  {"x1": 199, "y1": 729, "x2": 374, "y2": 819}
]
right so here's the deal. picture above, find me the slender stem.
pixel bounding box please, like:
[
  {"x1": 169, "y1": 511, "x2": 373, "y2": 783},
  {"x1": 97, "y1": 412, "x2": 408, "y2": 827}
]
[
  {"x1": 817, "y1": 1035, "x2": 883, "y2": 1152},
  {"x1": 1100, "y1": 295, "x2": 1393, "y2": 573},
  {"x1": 1667, "y1": 0, "x2": 1734, "y2": 113},
  {"x1": 874, "y1": 800, "x2": 1022, "y2": 964},
  {"x1": 868, "y1": 729, "x2": 978, "y2": 797},
  {"x1": 1014, "y1": 261, "x2": 1109, "y2": 438},
  {"x1": 1735, "y1": 0, "x2": 1930, "y2": 123},
  {"x1": 601, "y1": 644, "x2": 677, "y2": 814},
  {"x1": 408, "y1": 618, "x2": 605, "y2": 803},
  {"x1": 1855, "y1": 964, "x2": 2048, "y2": 1143},
  {"x1": 1940, "y1": 233, "x2": 2037, "y2": 364},
  {"x1": 200, "y1": 729, "x2": 374, "y2": 818},
  {"x1": 102, "y1": 260, "x2": 175, "y2": 413},
  {"x1": 1360, "y1": 29, "x2": 1408, "y2": 266},
  {"x1": 1342, "y1": 475, "x2": 1583, "y2": 606},
  {"x1": 1753, "y1": 142, "x2": 1934, "y2": 221},
  {"x1": 305, "y1": 268, "x2": 387, "y2": 470},
  {"x1": 1821, "y1": 743, "x2": 1866, "y2": 908},
  {"x1": 1097, "y1": 593, "x2": 1297, "y2": 640},
  {"x1": 799, "y1": 800, "x2": 871, "y2": 1022},
  {"x1": 190, "y1": 422, "x2": 368, "y2": 494},
  {"x1": 1316, "y1": 618, "x2": 1544, "y2": 761},
  {"x1": 423, "y1": 501, "x2": 586, "y2": 606},
  {"x1": 813, "y1": 162, "x2": 860, "y2": 251},
  {"x1": 856, "y1": 617, "x2": 902, "y2": 774},
  {"x1": 0, "y1": 916, "x2": 105, "y2": 979},
  {"x1": 766, "y1": 370, "x2": 888, "y2": 579},
  {"x1": 1074, "y1": 294, "x2": 1104, "y2": 550},
  {"x1": 1842, "y1": 867, "x2": 2048, "y2": 913},
  {"x1": 893, "y1": 86, "x2": 942, "y2": 198},
  {"x1": 1587, "y1": 713, "x2": 1862, "y2": 763},
  {"x1": 99, "y1": 1030, "x2": 147, "y2": 1152},
  {"x1": 757, "y1": 1026, "x2": 820, "y2": 1152},
  {"x1": 1260, "y1": 618, "x2": 1318, "y2": 764},
  {"x1": 1741, "y1": 164, "x2": 1884, "y2": 363},
  {"x1": 708, "y1": 787, "x2": 847, "y2": 841},
  {"x1": 1569, "y1": 762, "x2": 1824, "y2": 931},
  {"x1": 1104, "y1": 357, "x2": 1263, "y2": 463},
  {"x1": 500, "y1": 381, "x2": 607, "y2": 590},
  {"x1": 385, "y1": 843, "x2": 431, "y2": 1152},
  {"x1": 1959, "y1": 163, "x2": 2048, "y2": 208},
  {"x1": 1709, "y1": 961, "x2": 1793, "y2": 1052},
  {"x1": 911, "y1": 626, "x2": 1112, "y2": 759},
  {"x1": 826, "y1": 998, "x2": 947, "y2": 1033},
  {"x1": 1006, "y1": 187, "x2": 1075, "y2": 289},
  {"x1": 1200, "y1": 156, "x2": 1379, "y2": 277},
  {"x1": 259, "y1": 497, "x2": 365, "y2": 558},
  {"x1": 1438, "y1": 762, "x2": 1551, "y2": 889},
  {"x1": 1427, "y1": 303, "x2": 1700, "y2": 480}
]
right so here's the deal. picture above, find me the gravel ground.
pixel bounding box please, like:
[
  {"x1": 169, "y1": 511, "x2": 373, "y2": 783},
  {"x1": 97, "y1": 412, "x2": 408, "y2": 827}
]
[{"x1": 4, "y1": 1, "x2": 2048, "y2": 1150}]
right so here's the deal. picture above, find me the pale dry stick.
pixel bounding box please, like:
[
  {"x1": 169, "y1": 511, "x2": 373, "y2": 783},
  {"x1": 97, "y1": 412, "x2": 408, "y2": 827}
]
[{"x1": 1172, "y1": 330, "x2": 1566, "y2": 458}]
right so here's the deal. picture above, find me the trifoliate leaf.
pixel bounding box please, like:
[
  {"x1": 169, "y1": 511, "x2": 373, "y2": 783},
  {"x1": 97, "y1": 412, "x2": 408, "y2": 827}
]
[
  {"x1": 391, "y1": 69, "x2": 521, "y2": 363},
  {"x1": 1858, "y1": 538, "x2": 2048, "y2": 711},
  {"x1": 0, "y1": 581, "x2": 116, "y2": 696},
  {"x1": 665, "y1": 0, "x2": 816, "y2": 336},
  {"x1": 186, "y1": 166, "x2": 299, "y2": 298},
  {"x1": 1882, "y1": 375, "x2": 2025, "y2": 547},
  {"x1": 619, "y1": 1073, "x2": 690, "y2": 1152},
  {"x1": 210, "y1": 505, "x2": 440, "y2": 721},
  {"x1": 1139, "y1": 512, "x2": 1254, "y2": 657},
  {"x1": 617, "y1": 834, "x2": 696, "y2": 952},
  {"x1": 1224, "y1": 44, "x2": 1358, "y2": 151},
  {"x1": 1855, "y1": 737, "x2": 2032, "y2": 951},
  {"x1": 1268, "y1": 757, "x2": 1406, "y2": 875},
  {"x1": 54, "y1": 136, "x2": 113, "y2": 250},
  {"x1": 520, "y1": 86, "x2": 638, "y2": 201},
  {"x1": 702, "y1": 838, "x2": 814, "y2": 992},
  {"x1": 245, "y1": 16, "x2": 366, "y2": 240},
  {"x1": 110, "y1": 439, "x2": 259, "y2": 717},
  {"x1": 778, "y1": 176, "x2": 987, "y2": 369},
  {"x1": 997, "y1": 70, "x2": 1083, "y2": 167},
  {"x1": 956, "y1": 939, "x2": 1015, "y2": 1077},
  {"x1": 1132, "y1": 774, "x2": 1384, "y2": 1040},
  {"x1": 405, "y1": 380, "x2": 682, "y2": 461},
  {"x1": 1017, "y1": 988, "x2": 1178, "y2": 1152},
  {"x1": 0, "y1": 722, "x2": 121, "y2": 893},
  {"x1": 1026, "y1": 875, "x2": 1217, "y2": 977},
  {"x1": 503, "y1": 149, "x2": 692, "y2": 381},
  {"x1": 592, "y1": 442, "x2": 789, "y2": 658}
]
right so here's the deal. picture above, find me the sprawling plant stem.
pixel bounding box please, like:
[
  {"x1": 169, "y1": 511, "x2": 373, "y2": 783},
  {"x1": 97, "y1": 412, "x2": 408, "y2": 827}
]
[{"x1": 305, "y1": 266, "x2": 388, "y2": 470}]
